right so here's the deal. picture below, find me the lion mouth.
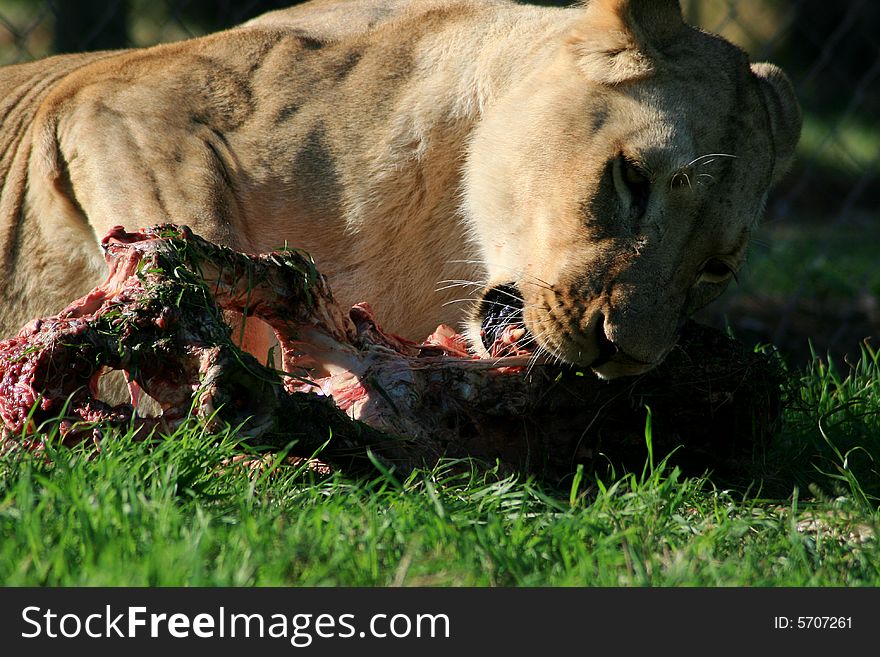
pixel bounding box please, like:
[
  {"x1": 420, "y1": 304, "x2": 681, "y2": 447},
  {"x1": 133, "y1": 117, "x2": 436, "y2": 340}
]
[
  {"x1": 588, "y1": 317, "x2": 619, "y2": 368},
  {"x1": 476, "y1": 285, "x2": 657, "y2": 376},
  {"x1": 477, "y1": 283, "x2": 534, "y2": 358},
  {"x1": 587, "y1": 313, "x2": 658, "y2": 377}
]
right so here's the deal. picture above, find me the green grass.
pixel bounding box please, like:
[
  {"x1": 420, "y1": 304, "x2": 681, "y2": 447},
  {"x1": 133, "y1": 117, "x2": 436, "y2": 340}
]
[
  {"x1": 1, "y1": 348, "x2": 879, "y2": 587},
  {"x1": 740, "y1": 223, "x2": 880, "y2": 301},
  {"x1": 774, "y1": 343, "x2": 880, "y2": 504}
]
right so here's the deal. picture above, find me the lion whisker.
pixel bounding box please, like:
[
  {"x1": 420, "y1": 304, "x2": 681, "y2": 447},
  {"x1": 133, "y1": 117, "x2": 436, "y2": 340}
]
[
  {"x1": 441, "y1": 297, "x2": 483, "y2": 307},
  {"x1": 445, "y1": 259, "x2": 554, "y2": 290},
  {"x1": 434, "y1": 279, "x2": 485, "y2": 293},
  {"x1": 686, "y1": 152, "x2": 739, "y2": 168}
]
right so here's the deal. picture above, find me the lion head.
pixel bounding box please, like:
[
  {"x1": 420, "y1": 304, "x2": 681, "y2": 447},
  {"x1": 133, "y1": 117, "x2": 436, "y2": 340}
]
[{"x1": 463, "y1": 0, "x2": 801, "y2": 378}]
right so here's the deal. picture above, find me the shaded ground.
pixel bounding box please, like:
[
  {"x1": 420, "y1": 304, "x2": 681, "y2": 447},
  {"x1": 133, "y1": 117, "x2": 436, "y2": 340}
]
[{"x1": 697, "y1": 218, "x2": 880, "y2": 370}]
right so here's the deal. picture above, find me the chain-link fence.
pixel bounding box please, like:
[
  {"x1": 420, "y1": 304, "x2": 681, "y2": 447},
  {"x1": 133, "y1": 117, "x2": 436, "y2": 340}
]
[{"x1": 1, "y1": 0, "x2": 878, "y2": 363}]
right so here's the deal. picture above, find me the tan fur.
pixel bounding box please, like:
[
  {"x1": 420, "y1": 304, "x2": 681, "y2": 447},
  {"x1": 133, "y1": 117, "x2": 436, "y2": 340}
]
[{"x1": 0, "y1": 0, "x2": 800, "y2": 378}]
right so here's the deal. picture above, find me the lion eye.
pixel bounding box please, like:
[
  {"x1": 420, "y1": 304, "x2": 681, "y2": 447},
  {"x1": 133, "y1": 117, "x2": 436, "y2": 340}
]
[
  {"x1": 613, "y1": 155, "x2": 651, "y2": 220},
  {"x1": 699, "y1": 258, "x2": 736, "y2": 284}
]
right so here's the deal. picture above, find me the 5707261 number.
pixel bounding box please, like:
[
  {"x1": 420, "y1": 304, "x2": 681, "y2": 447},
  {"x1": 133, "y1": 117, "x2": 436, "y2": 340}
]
[{"x1": 773, "y1": 616, "x2": 852, "y2": 629}]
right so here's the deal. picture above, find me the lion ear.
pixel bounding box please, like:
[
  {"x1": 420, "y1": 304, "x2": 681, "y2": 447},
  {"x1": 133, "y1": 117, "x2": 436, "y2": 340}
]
[
  {"x1": 751, "y1": 62, "x2": 802, "y2": 186},
  {"x1": 567, "y1": 0, "x2": 684, "y2": 85}
]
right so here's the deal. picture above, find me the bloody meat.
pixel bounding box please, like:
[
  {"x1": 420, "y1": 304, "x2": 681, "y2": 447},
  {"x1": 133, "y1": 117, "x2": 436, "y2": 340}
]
[{"x1": 0, "y1": 225, "x2": 784, "y2": 480}]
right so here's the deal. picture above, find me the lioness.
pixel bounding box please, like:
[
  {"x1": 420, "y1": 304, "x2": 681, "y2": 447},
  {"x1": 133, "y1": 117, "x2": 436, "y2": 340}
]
[{"x1": 0, "y1": 0, "x2": 800, "y2": 379}]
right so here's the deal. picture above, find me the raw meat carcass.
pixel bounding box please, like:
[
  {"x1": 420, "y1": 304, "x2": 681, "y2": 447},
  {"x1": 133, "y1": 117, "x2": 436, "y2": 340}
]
[{"x1": 0, "y1": 225, "x2": 783, "y2": 480}]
